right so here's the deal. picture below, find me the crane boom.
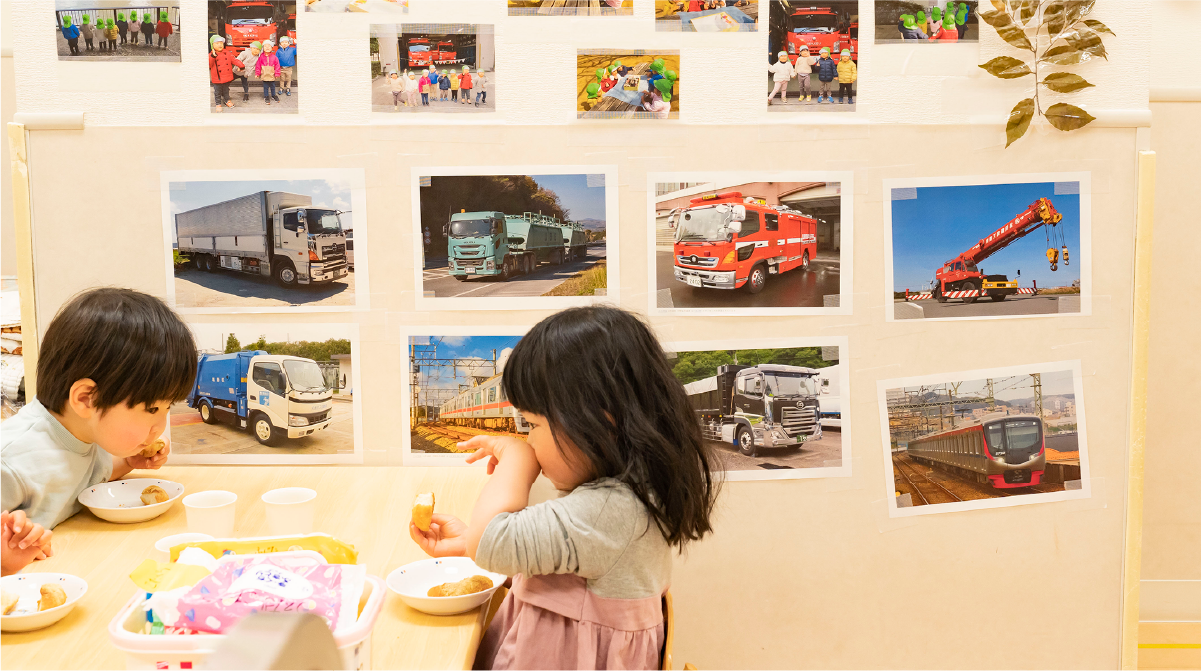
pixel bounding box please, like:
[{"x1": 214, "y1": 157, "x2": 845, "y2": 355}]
[{"x1": 947, "y1": 198, "x2": 1063, "y2": 267}]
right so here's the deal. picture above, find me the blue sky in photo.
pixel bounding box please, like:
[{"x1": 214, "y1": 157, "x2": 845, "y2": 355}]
[
  {"x1": 410, "y1": 335, "x2": 524, "y2": 393},
  {"x1": 891, "y1": 182, "x2": 1081, "y2": 291},
  {"x1": 531, "y1": 174, "x2": 606, "y2": 222},
  {"x1": 896, "y1": 369, "x2": 1075, "y2": 400},
  {"x1": 168, "y1": 179, "x2": 354, "y2": 242}
]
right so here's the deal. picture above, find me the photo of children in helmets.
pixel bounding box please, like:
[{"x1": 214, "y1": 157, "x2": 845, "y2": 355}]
[
  {"x1": 875, "y1": 1, "x2": 978, "y2": 43},
  {"x1": 54, "y1": 2, "x2": 180, "y2": 62},
  {"x1": 577, "y1": 51, "x2": 680, "y2": 120},
  {"x1": 208, "y1": 1, "x2": 298, "y2": 113},
  {"x1": 766, "y1": 0, "x2": 856, "y2": 111},
  {"x1": 370, "y1": 24, "x2": 495, "y2": 114}
]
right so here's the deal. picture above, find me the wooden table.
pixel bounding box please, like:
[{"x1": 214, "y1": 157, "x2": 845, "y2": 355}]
[{"x1": 1, "y1": 466, "x2": 493, "y2": 669}]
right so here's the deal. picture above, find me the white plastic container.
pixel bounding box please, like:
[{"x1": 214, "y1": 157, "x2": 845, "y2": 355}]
[{"x1": 107, "y1": 574, "x2": 385, "y2": 670}]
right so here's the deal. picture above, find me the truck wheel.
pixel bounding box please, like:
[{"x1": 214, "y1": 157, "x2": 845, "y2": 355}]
[
  {"x1": 524, "y1": 256, "x2": 534, "y2": 274},
  {"x1": 193, "y1": 255, "x2": 205, "y2": 271},
  {"x1": 934, "y1": 284, "x2": 947, "y2": 303},
  {"x1": 992, "y1": 293, "x2": 1007, "y2": 302},
  {"x1": 202, "y1": 255, "x2": 216, "y2": 272},
  {"x1": 251, "y1": 413, "x2": 281, "y2": 446},
  {"x1": 961, "y1": 280, "x2": 979, "y2": 305},
  {"x1": 736, "y1": 426, "x2": 757, "y2": 457},
  {"x1": 501, "y1": 257, "x2": 513, "y2": 280},
  {"x1": 273, "y1": 261, "x2": 298, "y2": 288},
  {"x1": 554, "y1": 249, "x2": 563, "y2": 265},
  {"x1": 801, "y1": 251, "x2": 810, "y2": 270},
  {"x1": 199, "y1": 401, "x2": 218, "y2": 425},
  {"x1": 454, "y1": 274, "x2": 469, "y2": 282},
  {"x1": 744, "y1": 264, "x2": 767, "y2": 294}
]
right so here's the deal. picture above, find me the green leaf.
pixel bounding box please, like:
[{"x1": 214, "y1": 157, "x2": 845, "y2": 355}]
[
  {"x1": 980, "y1": 56, "x2": 1033, "y2": 79},
  {"x1": 1045, "y1": 103, "x2": 1096, "y2": 131},
  {"x1": 1041, "y1": 43, "x2": 1087, "y2": 65},
  {"x1": 1069, "y1": 25, "x2": 1109, "y2": 60},
  {"x1": 1083, "y1": 18, "x2": 1114, "y2": 35},
  {"x1": 978, "y1": 7, "x2": 1034, "y2": 51},
  {"x1": 1006, "y1": 98, "x2": 1035, "y2": 148},
  {"x1": 1040, "y1": 72, "x2": 1094, "y2": 93},
  {"x1": 1043, "y1": 0, "x2": 1097, "y2": 42}
]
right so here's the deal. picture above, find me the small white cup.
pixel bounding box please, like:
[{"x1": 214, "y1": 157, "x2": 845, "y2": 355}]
[
  {"x1": 153, "y1": 532, "x2": 214, "y2": 562},
  {"x1": 261, "y1": 487, "x2": 317, "y2": 536},
  {"x1": 182, "y1": 490, "x2": 237, "y2": 538}
]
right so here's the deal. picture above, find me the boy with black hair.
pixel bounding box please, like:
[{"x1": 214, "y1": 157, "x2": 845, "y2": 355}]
[{"x1": 1, "y1": 288, "x2": 196, "y2": 574}]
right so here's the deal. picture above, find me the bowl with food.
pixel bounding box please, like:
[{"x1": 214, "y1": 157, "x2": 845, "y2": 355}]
[
  {"x1": 77, "y1": 478, "x2": 185, "y2": 524},
  {"x1": 386, "y1": 557, "x2": 507, "y2": 616},
  {"x1": 1, "y1": 573, "x2": 88, "y2": 632}
]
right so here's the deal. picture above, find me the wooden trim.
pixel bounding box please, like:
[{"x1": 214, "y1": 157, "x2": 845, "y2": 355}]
[
  {"x1": 1122, "y1": 151, "x2": 1156, "y2": 670},
  {"x1": 7, "y1": 122, "x2": 37, "y2": 401}
]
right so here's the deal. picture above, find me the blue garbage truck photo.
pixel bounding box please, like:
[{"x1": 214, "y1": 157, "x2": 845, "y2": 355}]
[
  {"x1": 186, "y1": 350, "x2": 335, "y2": 446},
  {"x1": 446, "y1": 210, "x2": 568, "y2": 280}
]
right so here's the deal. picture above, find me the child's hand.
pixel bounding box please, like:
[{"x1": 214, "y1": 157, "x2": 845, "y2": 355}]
[
  {"x1": 461, "y1": 435, "x2": 532, "y2": 475},
  {"x1": 125, "y1": 439, "x2": 171, "y2": 471},
  {"x1": 409, "y1": 513, "x2": 468, "y2": 558},
  {"x1": 2, "y1": 511, "x2": 53, "y2": 577}
]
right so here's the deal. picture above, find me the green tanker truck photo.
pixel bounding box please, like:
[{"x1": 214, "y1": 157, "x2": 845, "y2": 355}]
[{"x1": 447, "y1": 210, "x2": 572, "y2": 280}]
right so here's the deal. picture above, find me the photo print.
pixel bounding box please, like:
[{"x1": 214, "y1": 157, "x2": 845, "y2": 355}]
[
  {"x1": 170, "y1": 322, "x2": 362, "y2": 465},
  {"x1": 656, "y1": 0, "x2": 759, "y2": 32},
  {"x1": 885, "y1": 174, "x2": 1090, "y2": 322},
  {"x1": 305, "y1": 0, "x2": 408, "y2": 12},
  {"x1": 207, "y1": 1, "x2": 298, "y2": 113},
  {"x1": 665, "y1": 338, "x2": 850, "y2": 481},
  {"x1": 874, "y1": 1, "x2": 978, "y2": 43},
  {"x1": 403, "y1": 330, "x2": 528, "y2": 466},
  {"x1": 54, "y1": 1, "x2": 180, "y2": 62},
  {"x1": 371, "y1": 24, "x2": 494, "y2": 113},
  {"x1": 578, "y1": 50, "x2": 679, "y2": 120},
  {"x1": 509, "y1": 0, "x2": 633, "y2": 17},
  {"x1": 878, "y1": 361, "x2": 1090, "y2": 517},
  {"x1": 766, "y1": 0, "x2": 858, "y2": 110},
  {"x1": 161, "y1": 169, "x2": 368, "y2": 313},
  {"x1": 649, "y1": 174, "x2": 853, "y2": 316},
  {"x1": 413, "y1": 166, "x2": 617, "y2": 311}
]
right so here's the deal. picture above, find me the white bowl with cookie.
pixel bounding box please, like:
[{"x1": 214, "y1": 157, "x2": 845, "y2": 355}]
[
  {"x1": 386, "y1": 557, "x2": 507, "y2": 616},
  {"x1": 1, "y1": 573, "x2": 88, "y2": 632},
  {"x1": 77, "y1": 478, "x2": 185, "y2": 524}
]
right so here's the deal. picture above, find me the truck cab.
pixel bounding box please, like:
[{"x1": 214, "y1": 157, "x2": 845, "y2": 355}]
[
  {"x1": 224, "y1": 1, "x2": 278, "y2": 49},
  {"x1": 274, "y1": 205, "x2": 348, "y2": 285},
  {"x1": 436, "y1": 41, "x2": 456, "y2": 62},
  {"x1": 785, "y1": 7, "x2": 841, "y2": 65},
  {"x1": 729, "y1": 364, "x2": 822, "y2": 450},
  {"x1": 447, "y1": 211, "x2": 509, "y2": 279},
  {"x1": 671, "y1": 191, "x2": 816, "y2": 294},
  {"x1": 933, "y1": 259, "x2": 1016, "y2": 304},
  {"x1": 188, "y1": 351, "x2": 335, "y2": 447},
  {"x1": 408, "y1": 38, "x2": 432, "y2": 67}
]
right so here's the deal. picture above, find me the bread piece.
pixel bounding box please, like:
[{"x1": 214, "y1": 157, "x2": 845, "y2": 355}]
[
  {"x1": 38, "y1": 584, "x2": 66, "y2": 611},
  {"x1": 141, "y1": 485, "x2": 169, "y2": 506},
  {"x1": 141, "y1": 439, "x2": 167, "y2": 459},
  {"x1": 1, "y1": 589, "x2": 17, "y2": 615},
  {"x1": 427, "y1": 575, "x2": 493, "y2": 598},
  {"x1": 412, "y1": 492, "x2": 435, "y2": 532}
]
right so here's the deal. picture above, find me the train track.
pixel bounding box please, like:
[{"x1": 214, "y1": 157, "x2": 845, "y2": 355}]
[{"x1": 893, "y1": 455, "x2": 963, "y2": 505}]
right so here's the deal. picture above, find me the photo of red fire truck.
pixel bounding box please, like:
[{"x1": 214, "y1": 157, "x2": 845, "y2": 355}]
[{"x1": 670, "y1": 191, "x2": 817, "y2": 294}]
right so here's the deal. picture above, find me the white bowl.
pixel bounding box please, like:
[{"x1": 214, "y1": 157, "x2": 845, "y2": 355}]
[
  {"x1": 386, "y1": 557, "x2": 506, "y2": 616},
  {"x1": 77, "y1": 479, "x2": 185, "y2": 524},
  {"x1": 1, "y1": 573, "x2": 88, "y2": 632}
]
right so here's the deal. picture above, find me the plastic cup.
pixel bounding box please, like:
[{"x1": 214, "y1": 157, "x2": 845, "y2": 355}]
[
  {"x1": 182, "y1": 490, "x2": 237, "y2": 538},
  {"x1": 153, "y1": 532, "x2": 214, "y2": 562},
  {"x1": 261, "y1": 487, "x2": 317, "y2": 536}
]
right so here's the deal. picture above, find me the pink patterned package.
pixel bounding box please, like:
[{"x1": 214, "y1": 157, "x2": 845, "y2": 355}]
[{"x1": 174, "y1": 554, "x2": 365, "y2": 635}]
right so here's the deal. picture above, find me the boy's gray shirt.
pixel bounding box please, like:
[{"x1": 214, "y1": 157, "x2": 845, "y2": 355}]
[
  {"x1": 1, "y1": 399, "x2": 113, "y2": 528},
  {"x1": 476, "y1": 478, "x2": 672, "y2": 599}
]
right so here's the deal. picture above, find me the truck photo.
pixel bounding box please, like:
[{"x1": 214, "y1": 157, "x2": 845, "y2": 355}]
[
  {"x1": 669, "y1": 191, "x2": 817, "y2": 294},
  {"x1": 187, "y1": 350, "x2": 335, "y2": 447},
  {"x1": 446, "y1": 210, "x2": 567, "y2": 281},
  {"x1": 932, "y1": 197, "x2": 1066, "y2": 304},
  {"x1": 222, "y1": 1, "x2": 282, "y2": 49},
  {"x1": 816, "y1": 363, "x2": 841, "y2": 428},
  {"x1": 683, "y1": 363, "x2": 822, "y2": 457},
  {"x1": 176, "y1": 191, "x2": 348, "y2": 288},
  {"x1": 784, "y1": 6, "x2": 842, "y2": 65},
  {"x1": 550, "y1": 216, "x2": 588, "y2": 261}
]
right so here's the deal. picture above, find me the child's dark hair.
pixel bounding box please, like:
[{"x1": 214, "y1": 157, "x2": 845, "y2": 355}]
[
  {"x1": 503, "y1": 306, "x2": 721, "y2": 547},
  {"x1": 38, "y1": 288, "x2": 197, "y2": 414}
]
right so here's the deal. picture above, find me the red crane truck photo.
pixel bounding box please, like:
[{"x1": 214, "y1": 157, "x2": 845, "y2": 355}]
[
  {"x1": 932, "y1": 197, "x2": 1067, "y2": 304},
  {"x1": 670, "y1": 191, "x2": 817, "y2": 294}
]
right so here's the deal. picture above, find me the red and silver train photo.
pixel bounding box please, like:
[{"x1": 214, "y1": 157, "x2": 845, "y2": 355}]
[
  {"x1": 437, "y1": 374, "x2": 529, "y2": 434},
  {"x1": 905, "y1": 413, "x2": 1047, "y2": 488}
]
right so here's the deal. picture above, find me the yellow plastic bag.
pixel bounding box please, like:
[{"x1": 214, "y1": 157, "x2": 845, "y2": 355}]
[
  {"x1": 168, "y1": 533, "x2": 359, "y2": 565},
  {"x1": 129, "y1": 560, "x2": 211, "y2": 593}
]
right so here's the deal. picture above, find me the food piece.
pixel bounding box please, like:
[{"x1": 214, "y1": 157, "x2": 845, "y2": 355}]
[
  {"x1": 412, "y1": 492, "x2": 435, "y2": 532},
  {"x1": 38, "y1": 584, "x2": 66, "y2": 611},
  {"x1": 2, "y1": 589, "x2": 17, "y2": 615},
  {"x1": 141, "y1": 485, "x2": 169, "y2": 506},
  {"x1": 427, "y1": 575, "x2": 493, "y2": 598},
  {"x1": 141, "y1": 438, "x2": 167, "y2": 459}
]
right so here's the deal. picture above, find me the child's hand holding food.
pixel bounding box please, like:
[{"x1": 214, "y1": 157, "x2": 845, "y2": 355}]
[
  {"x1": 125, "y1": 437, "x2": 170, "y2": 471},
  {"x1": 410, "y1": 511, "x2": 469, "y2": 558}
]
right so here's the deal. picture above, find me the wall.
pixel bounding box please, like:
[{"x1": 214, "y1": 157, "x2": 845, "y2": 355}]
[{"x1": 2, "y1": 0, "x2": 16, "y2": 278}]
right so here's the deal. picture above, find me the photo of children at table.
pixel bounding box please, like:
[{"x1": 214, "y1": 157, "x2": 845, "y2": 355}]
[
  {"x1": 53, "y1": 3, "x2": 182, "y2": 61},
  {"x1": 874, "y1": 1, "x2": 977, "y2": 43},
  {"x1": 1, "y1": 288, "x2": 195, "y2": 576},
  {"x1": 578, "y1": 51, "x2": 680, "y2": 119},
  {"x1": 655, "y1": 0, "x2": 758, "y2": 32},
  {"x1": 410, "y1": 306, "x2": 721, "y2": 669}
]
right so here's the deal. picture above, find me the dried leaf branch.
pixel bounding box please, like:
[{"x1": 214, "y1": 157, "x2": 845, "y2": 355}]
[{"x1": 977, "y1": 0, "x2": 1112, "y2": 147}]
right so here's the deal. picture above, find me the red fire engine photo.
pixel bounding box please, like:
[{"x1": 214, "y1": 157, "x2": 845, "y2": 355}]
[
  {"x1": 653, "y1": 178, "x2": 847, "y2": 314},
  {"x1": 888, "y1": 177, "x2": 1087, "y2": 321}
]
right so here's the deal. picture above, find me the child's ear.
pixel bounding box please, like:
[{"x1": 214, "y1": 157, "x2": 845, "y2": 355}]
[{"x1": 67, "y1": 378, "x2": 100, "y2": 419}]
